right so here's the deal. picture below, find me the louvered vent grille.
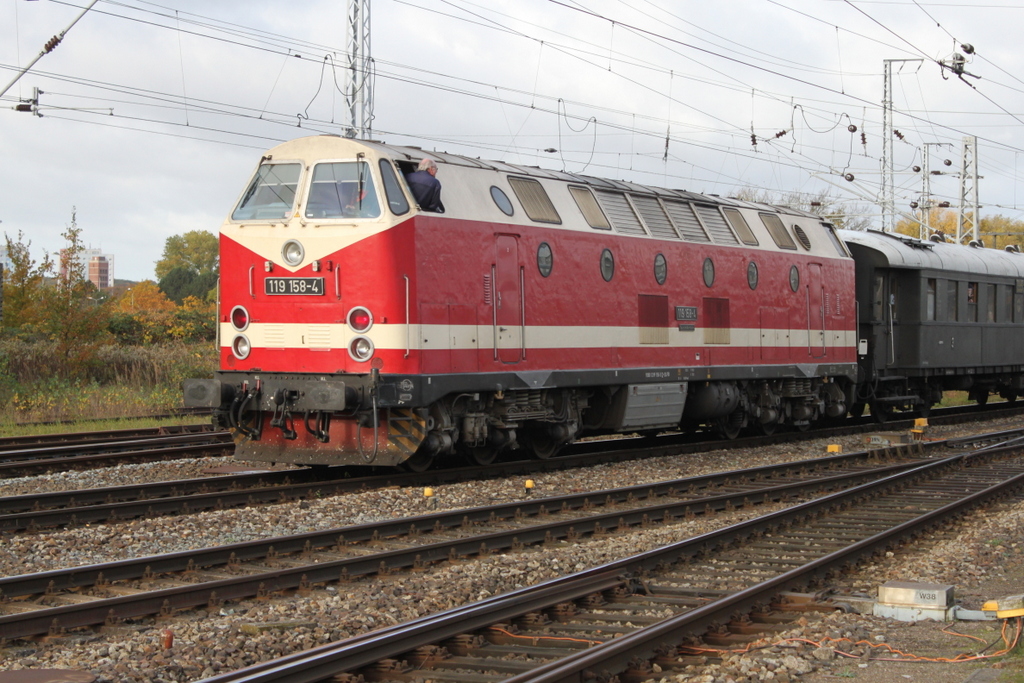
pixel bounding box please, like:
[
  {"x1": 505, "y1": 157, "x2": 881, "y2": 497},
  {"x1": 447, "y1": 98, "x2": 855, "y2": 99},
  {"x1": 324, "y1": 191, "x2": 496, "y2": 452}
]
[
  {"x1": 662, "y1": 200, "x2": 711, "y2": 242},
  {"x1": 631, "y1": 195, "x2": 680, "y2": 240},
  {"x1": 694, "y1": 204, "x2": 738, "y2": 245},
  {"x1": 595, "y1": 190, "x2": 647, "y2": 236}
]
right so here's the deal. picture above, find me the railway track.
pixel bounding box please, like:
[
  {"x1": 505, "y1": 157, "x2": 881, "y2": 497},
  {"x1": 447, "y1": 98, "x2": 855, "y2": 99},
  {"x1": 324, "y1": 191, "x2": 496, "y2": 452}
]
[
  {"x1": 0, "y1": 429, "x2": 234, "y2": 478},
  {"x1": 0, "y1": 427, "x2": 1016, "y2": 643},
  {"x1": 192, "y1": 433, "x2": 1024, "y2": 683},
  {"x1": 3, "y1": 402, "x2": 1020, "y2": 534}
]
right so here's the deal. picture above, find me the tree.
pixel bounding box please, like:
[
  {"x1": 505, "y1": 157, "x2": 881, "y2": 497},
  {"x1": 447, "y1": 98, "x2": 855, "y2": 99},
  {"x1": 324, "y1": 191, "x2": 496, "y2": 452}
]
[
  {"x1": 111, "y1": 280, "x2": 175, "y2": 344},
  {"x1": 2, "y1": 230, "x2": 53, "y2": 332},
  {"x1": 38, "y1": 209, "x2": 111, "y2": 372},
  {"x1": 159, "y1": 266, "x2": 218, "y2": 305},
  {"x1": 155, "y1": 231, "x2": 219, "y2": 280},
  {"x1": 895, "y1": 210, "x2": 1024, "y2": 248},
  {"x1": 732, "y1": 188, "x2": 874, "y2": 231}
]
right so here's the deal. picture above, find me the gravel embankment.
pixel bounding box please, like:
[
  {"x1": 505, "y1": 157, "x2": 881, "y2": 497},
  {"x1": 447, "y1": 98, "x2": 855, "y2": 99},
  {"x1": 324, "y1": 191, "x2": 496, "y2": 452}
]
[{"x1": 1, "y1": 417, "x2": 1021, "y2": 682}]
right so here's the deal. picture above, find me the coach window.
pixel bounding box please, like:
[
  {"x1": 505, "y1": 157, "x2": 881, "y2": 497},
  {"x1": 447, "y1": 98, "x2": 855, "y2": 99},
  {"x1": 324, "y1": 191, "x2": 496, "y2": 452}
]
[
  {"x1": 947, "y1": 280, "x2": 959, "y2": 322},
  {"x1": 925, "y1": 279, "x2": 937, "y2": 321},
  {"x1": 653, "y1": 253, "x2": 668, "y2": 285},
  {"x1": 508, "y1": 177, "x2": 561, "y2": 224},
  {"x1": 747, "y1": 261, "x2": 759, "y2": 290},
  {"x1": 986, "y1": 284, "x2": 996, "y2": 322},
  {"x1": 537, "y1": 242, "x2": 553, "y2": 277},
  {"x1": 600, "y1": 249, "x2": 615, "y2": 281},
  {"x1": 1015, "y1": 281, "x2": 1024, "y2": 322},
  {"x1": 967, "y1": 282, "x2": 979, "y2": 322},
  {"x1": 703, "y1": 257, "x2": 715, "y2": 287},
  {"x1": 871, "y1": 273, "x2": 884, "y2": 320},
  {"x1": 379, "y1": 160, "x2": 410, "y2": 215},
  {"x1": 1004, "y1": 285, "x2": 1014, "y2": 323},
  {"x1": 791, "y1": 265, "x2": 802, "y2": 294},
  {"x1": 490, "y1": 186, "x2": 514, "y2": 216}
]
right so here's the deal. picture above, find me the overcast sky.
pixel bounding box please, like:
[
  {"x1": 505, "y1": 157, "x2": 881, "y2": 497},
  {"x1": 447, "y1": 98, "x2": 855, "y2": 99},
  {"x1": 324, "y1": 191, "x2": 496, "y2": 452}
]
[{"x1": 3, "y1": 0, "x2": 1024, "y2": 281}]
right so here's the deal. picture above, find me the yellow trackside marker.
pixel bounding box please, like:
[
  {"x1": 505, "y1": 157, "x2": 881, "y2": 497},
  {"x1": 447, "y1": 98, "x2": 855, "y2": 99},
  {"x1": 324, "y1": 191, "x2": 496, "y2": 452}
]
[
  {"x1": 424, "y1": 487, "x2": 434, "y2": 498},
  {"x1": 915, "y1": 417, "x2": 929, "y2": 428},
  {"x1": 827, "y1": 444, "x2": 842, "y2": 453},
  {"x1": 524, "y1": 479, "x2": 535, "y2": 495}
]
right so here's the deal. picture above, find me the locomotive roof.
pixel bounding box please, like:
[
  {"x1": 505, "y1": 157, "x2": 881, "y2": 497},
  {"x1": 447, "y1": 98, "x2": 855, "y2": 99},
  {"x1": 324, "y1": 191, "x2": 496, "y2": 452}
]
[
  {"x1": 355, "y1": 138, "x2": 819, "y2": 220},
  {"x1": 838, "y1": 228, "x2": 1024, "y2": 279}
]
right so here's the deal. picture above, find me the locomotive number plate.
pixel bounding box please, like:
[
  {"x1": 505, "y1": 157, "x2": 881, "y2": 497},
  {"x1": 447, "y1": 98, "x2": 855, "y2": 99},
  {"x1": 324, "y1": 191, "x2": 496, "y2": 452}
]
[{"x1": 265, "y1": 277, "x2": 325, "y2": 295}]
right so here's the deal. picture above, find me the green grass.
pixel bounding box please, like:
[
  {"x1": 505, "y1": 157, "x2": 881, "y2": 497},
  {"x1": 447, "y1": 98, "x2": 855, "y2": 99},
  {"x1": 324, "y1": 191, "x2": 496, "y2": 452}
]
[{"x1": 0, "y1": 414, "x2": 212, "y2": 438}]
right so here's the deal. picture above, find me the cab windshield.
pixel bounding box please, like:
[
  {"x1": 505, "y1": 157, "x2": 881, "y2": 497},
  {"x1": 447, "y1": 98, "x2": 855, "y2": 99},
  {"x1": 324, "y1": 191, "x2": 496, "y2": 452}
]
[
  {"x1": 305, "y1": 161, "x2": 381, "y2": 219},
  {"x1": 231, "y1": 163, "x2": 301, "y2": 220}
]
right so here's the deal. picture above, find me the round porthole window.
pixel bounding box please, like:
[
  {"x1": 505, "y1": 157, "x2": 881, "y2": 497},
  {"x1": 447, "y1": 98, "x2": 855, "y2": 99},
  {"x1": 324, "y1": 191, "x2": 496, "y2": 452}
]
[
  {"x1": 600, "y1": 248, "x2": 615, "y2": 282},
  {"x1": 747, "y1": 261, "x2": 758, "y2": 290},
  {"x1": 654, "y1": 253, "x2": 667, "y2": 285},
  {"x1": 537, "y1": 242, "x2": 553, "y2": 277},
  {"x1": 789, "y1": 265, "x2": 800, "y2": 292},
  {"x1": 490, "y1": 186, "x2": 514, "y2": 216},
  {"x1": 703, "y1": 257, "x2": 715, "y2": 287}
]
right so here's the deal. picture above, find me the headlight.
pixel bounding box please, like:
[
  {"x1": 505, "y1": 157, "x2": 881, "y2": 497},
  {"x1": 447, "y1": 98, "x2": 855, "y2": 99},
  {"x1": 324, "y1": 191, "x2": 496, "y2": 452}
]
[
  {"x1": 282, "y1": 239, "x2": 304, "y2": 266},
  {"x1": 348, "y1": 336, "x2": 374, "y2": 362},
  {"x1": 230, "y1": 305, "x2": 250, "y2": 331},
  {"x1": 232, "y1": 334, "x2": 251, "y2": 360},
  {"x1": 347, "y1": 306, "x2": 373, "y2": 333}
]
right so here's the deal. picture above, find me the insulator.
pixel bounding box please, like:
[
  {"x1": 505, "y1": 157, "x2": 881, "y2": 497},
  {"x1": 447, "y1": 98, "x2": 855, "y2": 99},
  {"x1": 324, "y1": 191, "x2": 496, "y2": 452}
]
[
  {"x1": 944, "y1": 158, "x2": 953, "y2": 166},
  {"x1": 939, "y1": 201, "x2": 950, "y2": 207},
  {"x1": 860, "y1": 132, "x2": 867, "y2": 145},
  {"x1": 848, "y1": 124, "x2": 857, "y2": 133},
  {"x1": 44, "y1": 35, "x2": 61, "y2": 53},
  {"x1": 894, "y1": 130, "x2": 905, "y2": 140},
  {"x1": 910, "y1": 201, "x2": 919, "y2": 209},
  {"x1": 775, "y1": 130, "x2": 787, "y2": 138},
  {"x1": 844, "y1": 173, "x2": 855, "y2": 182},
  {"x1": 543, "y1": 148, "x2": 557, "y2": 153},
  {"x1": 913, "y1": 166, "x2": 921, "y2": 173},
  {"x1": 15, "y1": 104, "x2": 32, "y2": 112},
  {"x1": 961, "y1": 43, "x2": 975, "y2": 55},
  {"x1": 750, "y1": 133, "x2": 757, "y2": 146}
]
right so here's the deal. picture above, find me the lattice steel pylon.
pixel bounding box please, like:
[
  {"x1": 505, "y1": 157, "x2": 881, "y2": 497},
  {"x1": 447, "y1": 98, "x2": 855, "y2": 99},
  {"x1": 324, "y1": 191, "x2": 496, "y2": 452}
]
[
  {"x1": 957, "y1": 135, "x2": 979, "y2": 244},
  {"x1": 881, "y1": 59, "x2": 923, "y2": 232},
  {"x1": 345, "y1": 0, "x2": 373, "y2": 140}
]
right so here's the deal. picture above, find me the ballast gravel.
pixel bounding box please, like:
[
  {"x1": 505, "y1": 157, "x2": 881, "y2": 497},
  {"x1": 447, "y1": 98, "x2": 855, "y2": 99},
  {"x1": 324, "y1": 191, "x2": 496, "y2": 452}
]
[{"x1": 1, "y1": 416, "x2": 1023, "y2": 682}]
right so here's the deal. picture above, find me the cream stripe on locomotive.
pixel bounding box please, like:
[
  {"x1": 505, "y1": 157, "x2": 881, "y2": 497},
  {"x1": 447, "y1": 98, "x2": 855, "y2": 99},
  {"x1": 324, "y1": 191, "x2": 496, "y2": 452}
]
[{"x1": 223, "y1": 322, "x2": 857, "y2": 351}]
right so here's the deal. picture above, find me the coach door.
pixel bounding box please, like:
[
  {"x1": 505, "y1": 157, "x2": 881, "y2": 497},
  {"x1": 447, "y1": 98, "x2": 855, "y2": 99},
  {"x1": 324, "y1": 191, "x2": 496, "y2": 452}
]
[
  {"x1": 493, "y1": 235, "x2": 523, "y2": 364},
  {"x1": 808, "y1": 263, "x2": 825, "y2": 357}
]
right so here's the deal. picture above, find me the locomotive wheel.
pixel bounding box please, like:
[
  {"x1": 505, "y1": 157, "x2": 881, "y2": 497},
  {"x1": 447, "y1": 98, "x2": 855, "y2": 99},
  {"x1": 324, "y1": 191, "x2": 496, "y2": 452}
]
[
  {"x1": 401, "y1": 450, "x2": 435, "y2": 473},
  {"x1": 755, "y1": 420, "x2": 778, "y2": 436},
  {"x1": 525, "y1": 430, "x2": 564, "y2": 460},
  {"x1": 976, "y1": 392, "x2": 989, "y2": 406},
  {"x1": 714, "y1": 413, "x2": 743, "y2": 440},
  {"x1": 462, "y1": 445, "x2": 497, "y2": 466}
]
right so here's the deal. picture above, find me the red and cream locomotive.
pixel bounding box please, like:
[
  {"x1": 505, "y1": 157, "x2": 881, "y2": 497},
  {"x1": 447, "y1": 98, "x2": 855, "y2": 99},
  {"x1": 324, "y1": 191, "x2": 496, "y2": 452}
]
[{"x1": 185, "y1": 134, "x2": 858, "y2": 469}]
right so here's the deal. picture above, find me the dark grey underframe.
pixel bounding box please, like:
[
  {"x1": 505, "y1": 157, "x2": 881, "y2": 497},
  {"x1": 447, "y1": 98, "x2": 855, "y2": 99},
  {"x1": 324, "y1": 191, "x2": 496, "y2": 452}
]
[{"x1": 217, "y1": 362, "x2": 859, "y2": 410}]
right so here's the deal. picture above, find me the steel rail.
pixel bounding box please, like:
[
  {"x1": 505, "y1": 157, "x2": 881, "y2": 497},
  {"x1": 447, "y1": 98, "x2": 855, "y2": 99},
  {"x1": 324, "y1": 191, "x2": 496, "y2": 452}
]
[
  {"x1": 0, "y1": 438, "x2": 235, "y2": 479},
  {"x1": 0, "y1": 453, "x2": 934, "y2": 641},
  {"x1": 0, "y1": 431, "x2": 939, "y2": 532},
  {"x1": 193, "y1": 440, "x2": 1024, "y2": 683},
  {"x1": 0, "y1": 423, "x2": 220, "y2": 451}
]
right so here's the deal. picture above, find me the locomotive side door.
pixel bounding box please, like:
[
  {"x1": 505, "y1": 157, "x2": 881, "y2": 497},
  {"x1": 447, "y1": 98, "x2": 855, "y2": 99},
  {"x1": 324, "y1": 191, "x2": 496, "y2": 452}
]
[
  {"x1": 807, "y1": 263, "x2": 825, "y2": 357},
  {"x1": 493, "y1": 234, "x2": 523, "y2": 364}
]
